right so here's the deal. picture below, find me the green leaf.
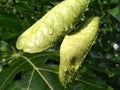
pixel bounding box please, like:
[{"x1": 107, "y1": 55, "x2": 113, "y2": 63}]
[
  {"x1": 16, "y1": 0, "x2": 90, "y2": 53},
  {"x1": 0, "y1": 51, "x2": 63, "y2": 90},
  {"x1": 59, "y1": 16, "x2": 100, "y2": 87},
  {"x1": 0, "y1": 12, "x2": 23, "y2": 40},
  {"x1": 75, "y1": 67, "x2": 112, "y2": 90},
  {"x1": 108, "y1": 7, "x2": 120, "y2": 22},
  {"x1": 14, "y1": 1, "x2": 34, "y2": 14},
  {"x1": 0, "y1": 41, "x2": 8, "y2": 52}
]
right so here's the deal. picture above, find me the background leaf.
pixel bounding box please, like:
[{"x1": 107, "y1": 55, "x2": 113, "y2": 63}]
[
  {"x1": 108, "y1": 6, "x2": 120, "y2": 22},
  {"x1": 0, "y1": 0, "x2": 120, "y2": 90},
  {"x1": 0, "y1": 51, "x2": 63, "y2": 90}
]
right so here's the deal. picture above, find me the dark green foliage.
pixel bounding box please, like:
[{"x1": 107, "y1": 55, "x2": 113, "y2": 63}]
[{"x1": 0, "y1": 0, "x2": 120, "y2": 90}]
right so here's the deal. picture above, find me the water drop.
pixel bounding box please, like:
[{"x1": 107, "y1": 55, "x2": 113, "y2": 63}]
[
  {"x1": 51, "y1": 38, "x2": 54, "y2": 43},
  {"x1": 64, "y1": 26, "x2": 68, "y2": 32},
  {"x1": 92, "y1": 40, "x2": 96, "y2": 45},
  {"x1": 42, "y1": 23, "x2": 53, "y2": 35},
  {"x1": 81, "y1": 14, "x2": 85, "y2": 21},
  {"x1": 80, "y1": 18, "x2": 84, "y2": 21},
  {"x1": 48, "y1": 29, "x2": 53, "y2": 35},
  {"x1": 60, "y1": 29, "x2": 64, "y2": 33},
  {"x1": 71, "y1": 65, "x2": 75, "y2": 71},
  {"x1": 64, "y1": 68, "x2": 67, "y2": 72}
]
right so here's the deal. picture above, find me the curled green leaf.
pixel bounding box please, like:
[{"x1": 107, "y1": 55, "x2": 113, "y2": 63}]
[
  {"x1": 16, "y1": 0, "x2": 90, "y2": 53},
  {"x1": 59, "y1": 16, "x2": 100, "y2": 87}
]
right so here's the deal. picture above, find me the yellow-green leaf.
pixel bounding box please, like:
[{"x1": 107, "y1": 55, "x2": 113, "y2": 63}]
[
  {"x1": 16, "y1": 0, "x2": 90, "y2": 53},
  {"x1": 59, "y1": 16, "x2": 100, "y2": 87}
]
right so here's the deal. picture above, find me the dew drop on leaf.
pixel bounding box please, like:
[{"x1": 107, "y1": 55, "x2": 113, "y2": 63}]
[
  {"x1": 64, "y1": 68, "x2": 67, "y2": 72},
  {"x1": 48, "y1": 29, "x2": 53, "y2": 35},
  {"x1": 51, "y1": 38, "x2": 55, "y2": 43}
]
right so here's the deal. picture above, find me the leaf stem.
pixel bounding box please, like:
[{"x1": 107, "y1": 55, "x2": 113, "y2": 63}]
[
  {"x1": 38, "y1": 68, "x2": 58, "y2": 74},
  {"x1": 27, "y1": 69, "x2": 35, "y2": 90},
  {"x1": 21, "y1": 56, "x2": 54, "y2": 90}
]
